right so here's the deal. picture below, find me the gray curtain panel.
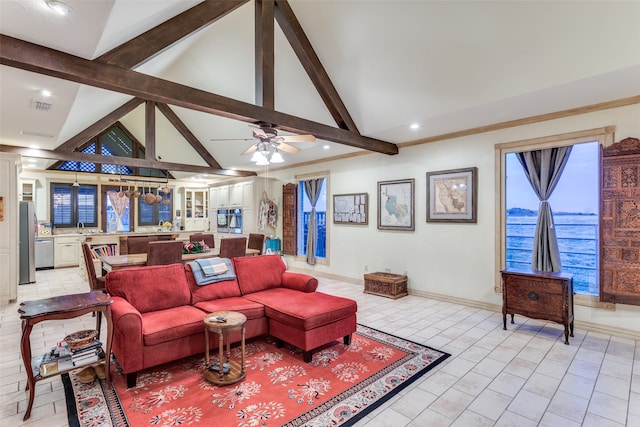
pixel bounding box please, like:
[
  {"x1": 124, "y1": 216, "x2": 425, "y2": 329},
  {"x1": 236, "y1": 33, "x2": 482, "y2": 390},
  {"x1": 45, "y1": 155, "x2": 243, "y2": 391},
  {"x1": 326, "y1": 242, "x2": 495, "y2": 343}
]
[
  {"x1": 515, "y1": 146, "x2": 573, "y2": 272},
  {"x1": 303, "y1": 178, "x2": 325, "y2": 265}
]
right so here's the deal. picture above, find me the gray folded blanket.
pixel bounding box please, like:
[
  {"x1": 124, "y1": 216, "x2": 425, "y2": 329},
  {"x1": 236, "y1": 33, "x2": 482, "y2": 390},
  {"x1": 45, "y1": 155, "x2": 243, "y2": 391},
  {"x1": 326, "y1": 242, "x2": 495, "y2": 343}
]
[{"x1": 189, "y1": 257, "x2": 236, "y2": 285}]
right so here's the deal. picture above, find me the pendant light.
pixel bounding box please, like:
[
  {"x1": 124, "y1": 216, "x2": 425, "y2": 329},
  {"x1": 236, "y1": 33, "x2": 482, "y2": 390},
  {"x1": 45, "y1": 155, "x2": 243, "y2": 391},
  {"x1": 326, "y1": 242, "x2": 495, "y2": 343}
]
[{"x1": 72, "y1": 163, "x2": 80, "y2": 187}]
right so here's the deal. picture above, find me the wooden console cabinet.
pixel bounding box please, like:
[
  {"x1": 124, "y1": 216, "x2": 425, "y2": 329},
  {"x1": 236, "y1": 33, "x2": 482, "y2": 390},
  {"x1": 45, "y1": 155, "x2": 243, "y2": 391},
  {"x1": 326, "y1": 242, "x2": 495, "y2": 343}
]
[{"x1": 501, "y1": 268, "x2": 574, "y2": 344}]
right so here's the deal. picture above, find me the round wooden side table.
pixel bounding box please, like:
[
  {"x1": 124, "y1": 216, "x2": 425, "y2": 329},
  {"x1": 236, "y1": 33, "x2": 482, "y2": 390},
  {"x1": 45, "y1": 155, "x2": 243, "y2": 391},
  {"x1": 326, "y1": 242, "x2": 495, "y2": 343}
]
[{"x1": 203, "y1": 310, "x2": 247, "y2": 385}]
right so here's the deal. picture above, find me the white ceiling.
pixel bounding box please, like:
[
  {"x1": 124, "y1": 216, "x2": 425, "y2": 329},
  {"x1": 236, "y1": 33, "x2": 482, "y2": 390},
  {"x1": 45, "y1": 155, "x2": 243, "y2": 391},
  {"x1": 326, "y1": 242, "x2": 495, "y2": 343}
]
[{"x1": 1, "y1": 0, "x2": 639, "y2": 179}]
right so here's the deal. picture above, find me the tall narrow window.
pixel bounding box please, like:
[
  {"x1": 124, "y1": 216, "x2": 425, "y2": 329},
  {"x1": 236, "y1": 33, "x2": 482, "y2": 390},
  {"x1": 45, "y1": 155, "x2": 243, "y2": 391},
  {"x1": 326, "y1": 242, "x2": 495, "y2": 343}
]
[
  {"x1": 103, "y1": 186, "x2": 132, "y2": 233},
  {"x1": 296, "y1": 174, "x2": 328, "y2": 263},
  {"x1": 503, "y1": 139, "x2": 601, "y2": 296},
  {"x1": 51, "y1": 183, "x2": 98, "y2": 228}
]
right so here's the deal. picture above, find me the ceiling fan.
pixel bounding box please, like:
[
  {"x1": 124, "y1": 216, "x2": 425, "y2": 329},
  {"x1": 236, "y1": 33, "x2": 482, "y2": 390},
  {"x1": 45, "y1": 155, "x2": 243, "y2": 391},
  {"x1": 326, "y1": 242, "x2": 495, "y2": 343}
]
[{"x1": 211, "y1": 124, "x2": 315, "y2": 164}]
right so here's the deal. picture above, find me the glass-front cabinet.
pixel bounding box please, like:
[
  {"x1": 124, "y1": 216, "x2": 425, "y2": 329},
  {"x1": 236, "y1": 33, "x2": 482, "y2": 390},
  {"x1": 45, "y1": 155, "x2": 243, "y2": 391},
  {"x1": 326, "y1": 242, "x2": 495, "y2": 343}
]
[{"x1": 183, "y1": 188, "x2": 209, "y2": 231}]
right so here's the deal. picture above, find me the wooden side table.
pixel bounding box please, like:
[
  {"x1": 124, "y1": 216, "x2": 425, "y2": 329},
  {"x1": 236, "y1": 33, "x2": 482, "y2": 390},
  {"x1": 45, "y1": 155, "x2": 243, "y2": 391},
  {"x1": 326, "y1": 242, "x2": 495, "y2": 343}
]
[
  {"x1": 203, "y1": 311, "x2": 247, "y2": 385},
  {"x1": 501, "y1": 268, "x2": 574, "y2": 344},
  {"x1": 18, "y1": 291, "x2": 113, "y2": 420}
]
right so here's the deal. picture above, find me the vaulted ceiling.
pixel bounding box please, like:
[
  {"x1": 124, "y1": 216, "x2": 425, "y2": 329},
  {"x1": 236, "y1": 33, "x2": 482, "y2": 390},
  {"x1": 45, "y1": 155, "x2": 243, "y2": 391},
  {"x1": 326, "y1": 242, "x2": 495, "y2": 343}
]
[{"x1": 1, "y1": 0, "x2": 639, "y2": 180}]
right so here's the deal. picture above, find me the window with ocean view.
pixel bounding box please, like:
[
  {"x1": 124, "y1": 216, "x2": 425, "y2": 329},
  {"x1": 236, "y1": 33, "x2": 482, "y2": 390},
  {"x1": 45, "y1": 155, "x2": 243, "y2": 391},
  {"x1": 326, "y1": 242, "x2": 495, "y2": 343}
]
[
  {"x1": 505, "y1": 141, "x2": 599, "y2": 296},
  {"x1": 296, "y1": 175, "x2": 328, "y2": 260}
]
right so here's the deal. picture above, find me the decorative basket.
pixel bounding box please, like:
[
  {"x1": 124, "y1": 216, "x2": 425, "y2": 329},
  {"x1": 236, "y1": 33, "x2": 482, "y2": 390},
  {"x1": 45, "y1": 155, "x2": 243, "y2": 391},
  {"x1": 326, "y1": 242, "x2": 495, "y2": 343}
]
[{"x1": 64, "y1": 329, "x2": 98, "y2": 351}]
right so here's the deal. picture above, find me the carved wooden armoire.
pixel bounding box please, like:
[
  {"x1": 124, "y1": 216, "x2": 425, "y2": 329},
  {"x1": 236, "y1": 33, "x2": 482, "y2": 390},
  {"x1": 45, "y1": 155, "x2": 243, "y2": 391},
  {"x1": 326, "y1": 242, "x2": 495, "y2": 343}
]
[
  {"x1": 600, "y1": 137, "x2": 640, "y2": 305},
  {"x1": 282, "y1": 183, "x2": 297, "y2": 256}
]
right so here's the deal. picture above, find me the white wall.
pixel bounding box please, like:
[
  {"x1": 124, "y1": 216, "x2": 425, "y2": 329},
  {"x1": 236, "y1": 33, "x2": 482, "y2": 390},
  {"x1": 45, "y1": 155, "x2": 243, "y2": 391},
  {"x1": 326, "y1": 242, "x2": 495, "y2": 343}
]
[{"x1": 267, "y1": 104, "x2": 640, "y2": 336}]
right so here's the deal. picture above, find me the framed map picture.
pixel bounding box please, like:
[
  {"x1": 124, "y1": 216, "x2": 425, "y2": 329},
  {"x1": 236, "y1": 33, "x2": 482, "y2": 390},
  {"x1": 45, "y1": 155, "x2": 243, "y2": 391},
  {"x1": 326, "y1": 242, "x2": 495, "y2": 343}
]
[
  {"x1": 426, "y1": 167, "x2": 477, "y2": 223},
  {"x1": 377, "y1": 179, "x2": 414, "y2": 231},
  {"x1": 333, "y1": 193, "x2": 368, "y2": 224}
]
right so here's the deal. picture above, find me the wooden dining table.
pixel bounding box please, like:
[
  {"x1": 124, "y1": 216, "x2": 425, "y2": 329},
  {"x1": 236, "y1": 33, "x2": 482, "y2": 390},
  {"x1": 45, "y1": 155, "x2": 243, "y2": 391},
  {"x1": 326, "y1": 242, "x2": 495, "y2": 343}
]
[{"x1": 100, "y1": 248, "x2": 260, "y2": 272}]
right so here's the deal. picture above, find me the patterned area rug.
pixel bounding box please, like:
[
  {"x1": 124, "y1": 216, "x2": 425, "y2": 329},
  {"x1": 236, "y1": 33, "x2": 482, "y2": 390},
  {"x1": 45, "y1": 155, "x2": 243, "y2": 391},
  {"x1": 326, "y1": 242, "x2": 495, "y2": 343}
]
[{"x1": 63, "y1": 324, "x2": 450, "y2": 427}]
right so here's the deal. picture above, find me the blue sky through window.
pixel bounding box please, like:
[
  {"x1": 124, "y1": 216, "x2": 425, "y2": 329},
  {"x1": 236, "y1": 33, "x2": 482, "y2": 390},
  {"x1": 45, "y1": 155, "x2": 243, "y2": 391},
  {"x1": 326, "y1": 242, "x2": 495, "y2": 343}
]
[{"x1": 506, "y1": 142, "x2": 599, "y2": 214}]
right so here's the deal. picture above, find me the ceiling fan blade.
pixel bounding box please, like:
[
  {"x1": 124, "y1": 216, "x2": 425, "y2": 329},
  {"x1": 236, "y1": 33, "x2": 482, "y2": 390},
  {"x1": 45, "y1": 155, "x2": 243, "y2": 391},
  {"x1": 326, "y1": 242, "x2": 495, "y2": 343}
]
[
  {"x1": 250, "y1": 126, "x2": 268, "y2": 138},
  {"x1": 277, "y1": 142, "x2": 301, "y2": 154},
  {"x1": 281, "y1": 134, "x2": 315, "y2": 143},
  {"x1": 209, "y1": 138, "x2": 253, "y2": 142},
  {"x1": 241, "y1": 144, "x2": 258, "y2": 155}
]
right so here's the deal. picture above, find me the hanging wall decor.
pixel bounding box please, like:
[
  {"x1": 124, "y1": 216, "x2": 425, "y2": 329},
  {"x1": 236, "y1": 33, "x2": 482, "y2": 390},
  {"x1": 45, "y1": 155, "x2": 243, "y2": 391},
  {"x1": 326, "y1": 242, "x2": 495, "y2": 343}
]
[
  {"x1": 426, "y1": 167, "x2": 477, "y2": 223},
  {"x1": 377, "y1": 179, "x2": 415, "y2": 231},
  {"x1": 333, "y1": 193, "x2": 368, "y2": 224}
]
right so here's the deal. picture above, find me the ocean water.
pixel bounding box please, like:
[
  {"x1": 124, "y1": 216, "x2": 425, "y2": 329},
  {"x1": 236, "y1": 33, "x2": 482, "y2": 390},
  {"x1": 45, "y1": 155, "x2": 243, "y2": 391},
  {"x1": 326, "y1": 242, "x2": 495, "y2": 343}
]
[{"x1": 506, "y1": 214, "x2": 599, "y2": 295}]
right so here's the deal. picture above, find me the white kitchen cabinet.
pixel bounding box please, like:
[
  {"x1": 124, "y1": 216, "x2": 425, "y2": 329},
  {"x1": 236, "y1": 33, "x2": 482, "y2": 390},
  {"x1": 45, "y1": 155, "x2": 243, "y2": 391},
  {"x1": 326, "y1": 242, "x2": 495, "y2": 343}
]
[
  {"x1": 183, "y1": 188, "x2": 209, "y2": 231},
  {"x1": 0, "y1": 153, "x2": 20, "y2": 303},
  {"x1": 217, "y1": 186, "x2": 229, "y2": 207},
  {"x1": 19, "y1": 179, "x2": 36, "y2": 202},
  {"x1": 229, "y1": 182, "x2": 246, "y2": 206},
  {"x1": 210, "y1": 178, "x2": 274, "y2": 237},
  {"x1": 54, "y1": 235, "x2": 83, "y2": 268}
]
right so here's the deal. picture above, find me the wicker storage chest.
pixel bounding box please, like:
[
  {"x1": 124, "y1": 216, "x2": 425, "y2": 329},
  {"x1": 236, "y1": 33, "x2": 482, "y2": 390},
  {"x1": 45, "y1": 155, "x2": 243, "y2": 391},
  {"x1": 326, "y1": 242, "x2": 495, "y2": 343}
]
[{"x1": 363, "y1": 272, "x2": 408, "y2": 299}]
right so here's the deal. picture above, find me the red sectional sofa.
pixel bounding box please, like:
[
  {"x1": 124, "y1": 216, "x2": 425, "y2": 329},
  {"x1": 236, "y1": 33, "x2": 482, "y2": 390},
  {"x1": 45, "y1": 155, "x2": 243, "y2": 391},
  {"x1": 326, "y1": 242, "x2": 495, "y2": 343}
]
[{"x1": 105, "y1": 254, "x2": 357, "y2": 388}]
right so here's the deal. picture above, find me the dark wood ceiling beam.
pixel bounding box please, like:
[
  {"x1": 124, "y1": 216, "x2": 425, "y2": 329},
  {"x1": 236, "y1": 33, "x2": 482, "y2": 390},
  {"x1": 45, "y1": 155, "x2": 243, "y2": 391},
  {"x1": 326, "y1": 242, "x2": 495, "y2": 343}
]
[
  {"x1": 156, "y1": 103, "x2": 223, "y2": 169},
  {"x1": 0, "y1": 145, "x2": 255, "y2": 177},
  {"x1": 274, "y1": 0, "x2": 360, "y2": 133},
  {"x1": 0, "y1": 35, "x2": 398, "y2": 155},
  {"x1": 96, "y1": 0, "x2": 250, "y2": 69},
  {"x1": 145, "y1": 101, "x2": 156, "y2": 161},
  {"x1": 255, "y1": 0, "x2": 275, "y2": 109},
  {"x1": 56, "y1": 97, "x2": 144, "y2": 151}
]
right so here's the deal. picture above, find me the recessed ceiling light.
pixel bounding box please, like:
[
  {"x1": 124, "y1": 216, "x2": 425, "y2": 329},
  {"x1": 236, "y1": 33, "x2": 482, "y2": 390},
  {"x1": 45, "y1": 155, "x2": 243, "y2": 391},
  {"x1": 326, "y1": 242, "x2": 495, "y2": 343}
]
[
  {"x1": 410, "y1": 123, "x2": 420, "y2": 130},
  {"x1": 40, "y1": 89, "x2": 52, "y2": 97},
  {"x1": 323, "y1": 145, "x2": 330, "y2": 150},
  {"x1": 29, "y1": 144, "x2": 40, "y2": 149},
  {"x1": 45, "y1": 0, "x2": 72, "y2": 15}
]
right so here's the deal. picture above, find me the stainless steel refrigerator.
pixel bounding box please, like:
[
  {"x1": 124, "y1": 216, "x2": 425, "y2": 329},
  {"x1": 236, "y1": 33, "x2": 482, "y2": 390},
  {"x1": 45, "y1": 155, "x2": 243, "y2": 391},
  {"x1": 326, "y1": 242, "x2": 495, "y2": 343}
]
[{"x1": 19, "y1": 201, "x2": 36, "y2": 284}]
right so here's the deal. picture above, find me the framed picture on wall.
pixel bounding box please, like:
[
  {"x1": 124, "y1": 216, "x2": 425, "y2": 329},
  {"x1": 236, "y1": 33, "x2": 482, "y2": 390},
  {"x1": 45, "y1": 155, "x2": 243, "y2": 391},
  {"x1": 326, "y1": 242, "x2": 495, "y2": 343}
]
[
  {"x1": 426, "y1": 167, "x2": 477, "y2": 223},
  {"x1": 377, "y1": 179, "x2": 415, "y2": 231},
  {"x1": 333, "y1": 193, "x2": 368, "y2": 224}
]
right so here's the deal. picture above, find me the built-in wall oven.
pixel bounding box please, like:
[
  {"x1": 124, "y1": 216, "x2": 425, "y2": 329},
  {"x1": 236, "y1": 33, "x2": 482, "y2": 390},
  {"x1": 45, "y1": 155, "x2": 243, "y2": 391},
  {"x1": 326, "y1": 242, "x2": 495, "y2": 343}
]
[{"x1": 217, "y1": 208, "x2": 243, "y2": 234}]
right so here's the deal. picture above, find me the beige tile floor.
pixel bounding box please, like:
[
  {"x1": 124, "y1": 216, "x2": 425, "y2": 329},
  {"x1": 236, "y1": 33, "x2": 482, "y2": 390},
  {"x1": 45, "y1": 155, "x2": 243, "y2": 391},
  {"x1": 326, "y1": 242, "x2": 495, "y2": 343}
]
[{"x1": 0, "y1": 267, "x2": 638, "y2": 426}]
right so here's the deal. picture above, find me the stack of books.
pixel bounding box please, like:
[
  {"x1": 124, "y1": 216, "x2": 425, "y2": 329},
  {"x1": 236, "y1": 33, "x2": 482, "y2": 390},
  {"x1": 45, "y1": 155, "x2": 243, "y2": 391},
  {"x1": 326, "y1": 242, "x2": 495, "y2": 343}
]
[{"x1": 38, "y1": 340, "x2": 103, "y2": 376}]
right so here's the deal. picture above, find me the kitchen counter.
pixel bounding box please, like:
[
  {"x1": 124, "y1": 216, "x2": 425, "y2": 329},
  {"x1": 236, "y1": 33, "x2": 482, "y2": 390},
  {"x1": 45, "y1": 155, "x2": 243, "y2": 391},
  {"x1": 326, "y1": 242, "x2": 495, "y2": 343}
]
[{"x1": 51, "y1": 231, "x2": 182, "y2": 238}]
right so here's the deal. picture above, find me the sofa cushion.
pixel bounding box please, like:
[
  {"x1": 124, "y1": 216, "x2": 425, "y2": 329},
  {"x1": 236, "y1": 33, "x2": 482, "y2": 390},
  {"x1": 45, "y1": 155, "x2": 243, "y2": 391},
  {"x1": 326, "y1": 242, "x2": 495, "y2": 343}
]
[
  {"x1": 106, "y1": 264, "x2": 191, "y2": 313},
  {"x1": 244, "y1": 289, "x2": 357, "y2": 330},
  {"x1": 233, "y1": 254, "x2": 287, "y2": 295},
  {"x1": 193, "y1": 297, "x2": 265, "y2": 320},
  {"x1": 141, "y1": 305, "x2": 207, "y2": 347},
  {"x1": 185, "y1": 264, "x2": 242, "y2": 304}
]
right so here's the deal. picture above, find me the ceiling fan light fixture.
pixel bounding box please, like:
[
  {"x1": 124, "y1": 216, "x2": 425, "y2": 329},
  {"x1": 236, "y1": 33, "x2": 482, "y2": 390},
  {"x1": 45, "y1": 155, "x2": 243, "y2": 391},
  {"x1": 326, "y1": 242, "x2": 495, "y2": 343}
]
[
  {"x1": 250, "y1": 150, "x2": 263, "y2": 162},
  {"x1": 255, "y1": 152, "x2": 270, "y2": 166},
  {"x1": 270, "y1": 150, "x2": 284, "y2": 163}
]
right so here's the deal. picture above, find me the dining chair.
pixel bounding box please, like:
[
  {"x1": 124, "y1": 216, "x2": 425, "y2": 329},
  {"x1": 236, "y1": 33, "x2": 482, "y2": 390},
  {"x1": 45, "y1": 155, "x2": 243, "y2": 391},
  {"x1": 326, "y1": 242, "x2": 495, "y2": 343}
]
[
  {"x1": 146, "y1": 240, "x2": 184, "y2": 266},
  {"x1": 81, "y1": 243, "x2": 106, "y2": 292},
  {"x1": 218, "y1": 237, "x2": 247, "y2": 259},
  {"x1": 127, "y1": 236, "x2": 158, "y2": 254},
  {"x1": 190, "y1": 233, "x2": 215, "y2": 248},
  {"x1": 247, "y1": 233, "x2": 265, "y2": 255}
]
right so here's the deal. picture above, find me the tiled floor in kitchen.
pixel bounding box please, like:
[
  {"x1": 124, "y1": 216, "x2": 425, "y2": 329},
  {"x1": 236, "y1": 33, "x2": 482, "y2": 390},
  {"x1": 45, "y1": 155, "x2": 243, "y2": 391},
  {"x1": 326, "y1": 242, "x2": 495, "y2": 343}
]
[{"x1": 0, "y1": 267, "x2": 638, "y2": 426}]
